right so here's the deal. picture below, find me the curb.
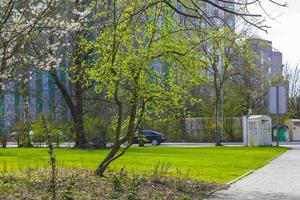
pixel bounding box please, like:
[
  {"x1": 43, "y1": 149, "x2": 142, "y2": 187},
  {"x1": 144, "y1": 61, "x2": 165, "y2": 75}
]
[
  {"x1": 226, "y1": 169, "x2": 255, "y2": 186},
  {"x1": 206, "y1": 169, "x2": 255, "y2": 196}
]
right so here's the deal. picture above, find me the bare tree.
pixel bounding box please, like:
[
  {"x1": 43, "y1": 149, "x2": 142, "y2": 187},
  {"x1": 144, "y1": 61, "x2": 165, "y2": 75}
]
[
  {"x1": 152, "y1": 0, "x2": 287, "y2": 31},
  {"x1": 284, "y1": 63, "x2": 300, "y2": 117}
]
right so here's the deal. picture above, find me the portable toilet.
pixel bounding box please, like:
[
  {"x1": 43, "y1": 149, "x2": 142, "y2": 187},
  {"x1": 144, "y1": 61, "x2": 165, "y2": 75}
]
[
  {"x1": 285, "y1": 119, "x2": 300, "y2": 141},
  {"x1": 247, "y1": 115, "x2": 272, "y2": 146}
]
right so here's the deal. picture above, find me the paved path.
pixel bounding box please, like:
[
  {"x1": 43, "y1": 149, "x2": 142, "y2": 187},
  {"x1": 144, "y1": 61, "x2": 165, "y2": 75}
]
[{"x1": 209, "y1": 146, "x2": 300, "y2": 200}]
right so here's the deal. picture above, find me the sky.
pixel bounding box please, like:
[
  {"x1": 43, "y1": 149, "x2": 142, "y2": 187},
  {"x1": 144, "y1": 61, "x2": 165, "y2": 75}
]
[{"x1": 255, "y1": 0, "x2": 300, "y2": 66}]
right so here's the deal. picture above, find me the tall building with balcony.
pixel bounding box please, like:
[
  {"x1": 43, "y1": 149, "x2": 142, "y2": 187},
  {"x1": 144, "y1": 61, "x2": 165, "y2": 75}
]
[
  {"x1": 248, "y1": 38, "x2": 283, "y2": 82},
  {"x1": 246, "y1": 38, "x2": 284, "y2": 112}
]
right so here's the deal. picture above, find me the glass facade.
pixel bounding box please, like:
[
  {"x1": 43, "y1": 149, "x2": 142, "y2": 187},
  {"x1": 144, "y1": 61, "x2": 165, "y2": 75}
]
[{"x1": 0, "y1": 70, "x2": 70, "y2": 134}]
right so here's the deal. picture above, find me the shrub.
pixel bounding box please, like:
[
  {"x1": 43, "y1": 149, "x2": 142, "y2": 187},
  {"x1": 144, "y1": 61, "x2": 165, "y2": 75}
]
[
  {"x1": 136, "y1": 134, "x2": 148, "y2": 147},
  {"x1": 143, "y1": 118, "x2": 184, "y2": 142},
  {"x1": 84, "y1": 115, "x2": 112, "y2": 148},
  {"x1": 30, "y1": 115, "x2": 72, "y2": 147}
]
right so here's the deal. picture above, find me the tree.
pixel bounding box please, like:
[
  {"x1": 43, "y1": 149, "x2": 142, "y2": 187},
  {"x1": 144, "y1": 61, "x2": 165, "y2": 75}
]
[
  {"x1": 198, "y1": 27, "x2": 255, "y2": 145},
  {"x1": 28, "y1": 0, "x2": 110, "y2": 148},
  {"x1": 0, "y1": 0, "x2": 59, "y2": 147},
  {"x1": 87, "y1": 0, "x2": 205, "y2": 176},
  {"x1": 156, "y1": 0, "x2": 286, "y2": 145},
  {"x1": 228, "y1": 55, "x2": 269, "y2": 115},
  {"x1": 284, "y1": 63, "x2": 300, "y2": 118},
  {"x1": 153, "y1": 0, "x2": 287, "y2": 32},
  {"x1": 0, "y1": 0, "x2": 58, "y2": 86},
  {"x1": 84, "y1": 0, "x2": 287, "y2": 175},
  {"x1": 45, "y1": 0, "x2": 90, "y2": 148}
]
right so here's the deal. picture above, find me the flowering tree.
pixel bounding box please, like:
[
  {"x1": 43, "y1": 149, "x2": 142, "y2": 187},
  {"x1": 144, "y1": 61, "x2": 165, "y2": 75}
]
[
  {"x1": 0, "y1": 0, "x2": 58, "y2": 87},
  {"x1": 27, "y1": 0, "x2": 111, "y2": 148},
  {"x1": 0, "y1": 0, "x2": 58, "y2": 147}
]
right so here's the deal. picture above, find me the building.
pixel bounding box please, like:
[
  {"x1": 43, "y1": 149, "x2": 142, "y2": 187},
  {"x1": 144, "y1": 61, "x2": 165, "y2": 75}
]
[
  {"x1": 1, "y1": 1, "x2": 283, "y2": 135},
  {"x1": 246, "y1": 38, "x2": 284, "y2": 113},
  {"x1": 0, "y1": 70, "x2": 70, "y2": 135},
  {"x1": 248, "y1": 38, "x2": 283, "y2": 82}
]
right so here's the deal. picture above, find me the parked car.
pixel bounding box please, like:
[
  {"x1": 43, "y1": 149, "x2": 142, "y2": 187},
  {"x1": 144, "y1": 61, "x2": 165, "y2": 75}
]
[{"x1": 134, "y1": 130, "x2": 167, "y2": 146}]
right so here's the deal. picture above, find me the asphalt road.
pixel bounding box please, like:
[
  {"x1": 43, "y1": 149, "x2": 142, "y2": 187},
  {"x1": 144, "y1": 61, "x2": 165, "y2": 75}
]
[
  {"x1": 3, "y1": 142, "x2": 300, "y2": 148},
  {"x1": 209, "y1": 146, "x2": 300, "y2": 200},
  {"x1": 2, "y1": 142, "x2": 244, "y2": 148}
]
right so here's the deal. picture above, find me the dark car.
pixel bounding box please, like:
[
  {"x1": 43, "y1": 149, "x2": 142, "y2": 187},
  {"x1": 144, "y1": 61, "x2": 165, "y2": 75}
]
[{"x1": 134, "y1": 130, "x2": 167, "y2": 146}]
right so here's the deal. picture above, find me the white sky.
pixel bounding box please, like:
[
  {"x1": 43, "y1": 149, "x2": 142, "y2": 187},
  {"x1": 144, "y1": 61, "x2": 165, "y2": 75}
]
[{"x1": 254, "y1": 0, "x2": 300, "y2": 66}]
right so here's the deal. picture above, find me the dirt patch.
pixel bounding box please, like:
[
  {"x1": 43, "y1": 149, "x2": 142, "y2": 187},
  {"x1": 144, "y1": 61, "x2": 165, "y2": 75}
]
[{"x1": 0, "y1": 168, "x2": 220, "y2": 200}]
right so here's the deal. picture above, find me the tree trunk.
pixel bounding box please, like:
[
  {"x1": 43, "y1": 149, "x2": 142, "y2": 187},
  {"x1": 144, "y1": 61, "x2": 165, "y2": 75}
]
[
  {"x1": 22, "y1": 91, "x2": 33, "y2": 147},
  {"x1": 74, "y1": 106, "x2": 86, "y2": 148},
  {"x1": 50, "y1": 71, "x2": 87, "y2": 148},
  {"x1": 95, "y1": 144, "x2": 121, "y2": 176},
  {"x1": 70, "y1": 94, "x2": 87, "y2": 148},
  {"x1": 95, "y1": 101, "x2": 137, "y2": 176},
  {"x1": 95, "y1": 102, "x2": 123, "y2": 176},
  {"x1": 0, "y1": 135, "x2": 7, "y2": 148},
  {"x1": 214, "y1": 90, "x2": 221, "y2": 146},
  {"x1": 180, "y1": 111, "x2": 187, "y2": 142}
]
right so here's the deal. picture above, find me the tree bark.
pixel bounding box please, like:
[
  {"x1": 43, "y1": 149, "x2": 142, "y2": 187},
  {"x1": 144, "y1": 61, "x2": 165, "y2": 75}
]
[
  {"x1": 74, "y1": 82, "x2": 87, "y2": 148},
  {"x1": 50, "y1": 70, "x2": 87, "y2": 148},
  {"x1": 0, "y1": 135, "x2": 7, "y2": 148},
  {"x1": 214, "y1": 88, "x2": 221, "y2": 146},
  {"x1": 95, "y1": 97, "x2": 123, "y2": 176},
  {"x1": 22, "y1": 84, "x2": 33, "y2": 147},
  {"x1": 95, "y1": 98, "x2": 137, "y2": 176},
  {"x1": 95, "y1": 144, "x2": 121, "y2": 176}
]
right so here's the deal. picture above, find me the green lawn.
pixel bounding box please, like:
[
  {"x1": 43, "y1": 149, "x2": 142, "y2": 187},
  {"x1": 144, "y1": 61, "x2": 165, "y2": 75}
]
[{"x1": 0, "y1": 146, "x2": 287, "y2": 183}]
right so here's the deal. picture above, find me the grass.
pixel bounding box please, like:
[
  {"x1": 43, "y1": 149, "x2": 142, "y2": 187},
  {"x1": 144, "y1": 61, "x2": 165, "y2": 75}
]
[{"x1": 0, "y1": 146, "x2": 287, "y2": 183}]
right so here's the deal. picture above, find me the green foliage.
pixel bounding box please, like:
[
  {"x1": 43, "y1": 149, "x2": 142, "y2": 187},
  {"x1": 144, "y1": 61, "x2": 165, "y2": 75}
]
[
  {"x1": 111, "y1": 168, "x2": 127, "y2": 192},
  {"x1": 151, "y1": 160, "x2": 171, "y2": 183},
  {"x1": 84, "y1": 115, "x2": 112, "y2": 148},
  {"x1": 127, "y1": 174, "x2": 144, "y2": 200},
  {"x1": 41, "y1": 115, "x2": 57, "y2": 200},
  {"x1": 86, "y1": 1, "x2": 205, "y2": 129},
  {"x1": 144, "y1": 118, "x2": 183, "y2": 142},
  {"x1": 10, "y1": 120, "x2": 30, "y2": 147},
  {"x1": 85, "y1": 1, "x2": 206, "y2": 176},
  {"x1": 199, "y1": 118, "x2": 215, "y2": 142},
  {"x1": 30, "y1": 118, "x2": 46, "y2": 145},
  {"x1": 136, "y1": 133, "x2": 148, "y2": 147},
  {"x1": 109, "y1": 169, "x2": 145, "y2": 199},
  {"x1": 222, "y1": 117, "x2": 243, "y2": 142},
  {"x1": 63, "y1": 173, "x2": 78, "y2": 200},
  {"x1": 30, "y1": 115, "x2": 72, "y2": 146}
]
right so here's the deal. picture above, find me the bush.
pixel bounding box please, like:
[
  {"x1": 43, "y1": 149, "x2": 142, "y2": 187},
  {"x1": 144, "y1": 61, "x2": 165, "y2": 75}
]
[
  {"x1": 143, "y1": 118, "x2": 184, "y2": 142},
  {"x1": 223, "y1": 117, "x2": 243, "y2": 142},
  {"x1": 136, "y1": 134, "x2": 148, "y2": 147},
  {"x1": 30, "y1": 115, "x2": 72, "y2": 147},
  {"x1": 10, "y1": 121, "x2": 30, "y2": 147},
  {"x1": 84, "y1": 115, "x2": 112, "y2": 148}
]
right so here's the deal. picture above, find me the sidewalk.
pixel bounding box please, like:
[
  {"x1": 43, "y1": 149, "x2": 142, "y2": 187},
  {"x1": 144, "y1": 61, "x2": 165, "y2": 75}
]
[{"x1": 209, "y1": 146, "x2": 300, "y2": 200}]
